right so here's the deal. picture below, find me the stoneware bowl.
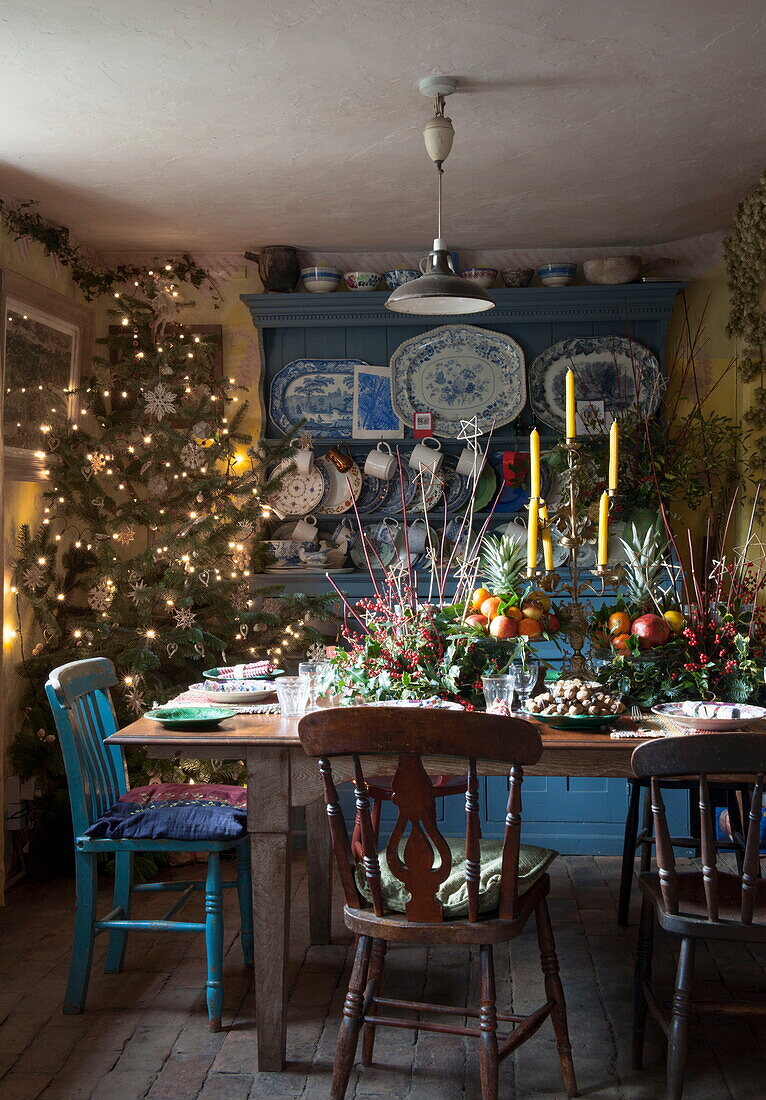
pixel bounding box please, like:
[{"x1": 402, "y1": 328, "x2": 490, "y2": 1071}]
[
  {"x1": 459, "y1": 267, "x2": 497, "y2": 288},
  {"x1": 343, "y1": 271, "x2": 381, "y2": 291},
  {"x1": 501, "y1": 266, "x2": 535, "y2": 288},
  {"x1": 263, "y1": 539, "x2": 315, "y2": 566},
  {"x1": 300, "y1": 266, "x2": 342, "y2": 292},
  {"x1": 583, "y1": 256, "x2": 642, "y2": 284},
  {"x1": 538, "y1": 262, "x2": 577, "y2": 286},
  {"x1": 384, "y1": 269, "x2": 420, "y2": 290},
  {"x1": 145, "y1": 706, "x2": 237, "y2": 731}
]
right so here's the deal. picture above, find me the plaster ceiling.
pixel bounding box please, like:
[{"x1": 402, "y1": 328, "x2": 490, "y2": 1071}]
[{"x1": 1, "y1": 1, "x2": 764, "y2": 254}]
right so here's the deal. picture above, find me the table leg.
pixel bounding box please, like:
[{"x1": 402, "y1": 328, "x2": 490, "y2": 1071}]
[
  {"x1": 305, "y1": 796, "x2": 332, "y2": 945},
  {"x1": 248, "y1": 747, "x2": 291, "y2": 1072}
]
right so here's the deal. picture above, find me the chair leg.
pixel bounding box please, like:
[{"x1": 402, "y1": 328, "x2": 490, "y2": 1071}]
[
  {"x1": 331, "y1": 934, "x2": 372, "y2": 1100},
  {"x1": 666, "y1": 937, "x2": 695, "y2": 1100},
  {"x1": 535, "y1": 897, "x2": 577, "y2": 1098},
  {"x1": 204, "y1": 852, "x2": 224, "y2": 1032},
  {"x1": 632, "y1": 892, "x2": 654, "y2": 1070},
  {"x1": 64, "y1": 850, "x2": 98, "y2": 1014},
  {"x1": 478, "y1": 944, "x2": 499, "y2": 1100},
  {"x1": 618, "y1": 780, "x2": 642, "y2": 925},
  {"x1": 361, "y1": 938, "x2": 387, "y2": 1066},
  {"x1": 104, "y1": 850, "x2": 133, "y2": 974},
  {"x1": 235, "y1": 842, "x2": 254, "y2": 968},
  {"x1": 639, "y1": 787, "x2": 653, "y2": 873}
]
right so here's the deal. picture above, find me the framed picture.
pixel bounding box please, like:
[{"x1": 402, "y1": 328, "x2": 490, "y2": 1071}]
[
  {"x1": 2, "y1": 270, "x2": 94, "y2": 481},
  {"x1": 352, "y1": 364, "x2": 403, "y2": 439}
]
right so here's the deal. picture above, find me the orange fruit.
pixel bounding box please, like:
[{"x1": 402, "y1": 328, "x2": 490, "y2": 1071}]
[
  {"x1": 480, "y1": 596, "x2": 503, "y2": 621},
  {"x1": 517, "y1": 618, "x2": 542, "y2": 638},
  {"x1": 489, "y1": 615, "x2": 518, "y2": 639},
  {"x1": 472, "y1": 587, "x2": 491, "y2": 611},
  {"x1": 505, "y1": 605, "x2": 524, "y2": 622},
  {"x1": 611, "y1": 632, "x2": 632, "y2": 654},
  {"x1": 608, "y1": 611, "x2": 631, "y2": 635}
]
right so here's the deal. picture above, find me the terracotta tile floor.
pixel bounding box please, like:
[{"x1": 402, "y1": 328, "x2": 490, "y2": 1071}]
[{"x1": 1, "y1": 853, "x2": 765, "y2": 1099}]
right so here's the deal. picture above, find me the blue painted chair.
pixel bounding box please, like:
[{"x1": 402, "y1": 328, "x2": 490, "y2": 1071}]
[{"x1": 45, "y1": 658, "x2": 253, "y2": 1031}]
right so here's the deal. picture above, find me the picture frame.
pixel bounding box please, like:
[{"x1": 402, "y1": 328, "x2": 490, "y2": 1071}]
[
  {"x1": 352, "y1": 364, "x2": 403, "y2": 440},
  {"x1": 2, "y1": 270, "x2": 94, "y2": 482}
]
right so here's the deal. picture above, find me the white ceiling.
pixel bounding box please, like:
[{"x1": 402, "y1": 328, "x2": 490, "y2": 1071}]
[{"x1": 1, "y1": 1, "x2": 764, "y2": 254}]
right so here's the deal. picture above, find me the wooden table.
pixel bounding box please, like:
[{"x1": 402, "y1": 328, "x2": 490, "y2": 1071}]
[{"x1": 107, "y1": 712, "x2": 647, "y2": 1071}]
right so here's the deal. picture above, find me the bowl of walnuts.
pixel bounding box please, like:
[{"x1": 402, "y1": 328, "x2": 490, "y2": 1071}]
[{"x1": 522, "y1": 678, "x2": 626, "y2": 730}]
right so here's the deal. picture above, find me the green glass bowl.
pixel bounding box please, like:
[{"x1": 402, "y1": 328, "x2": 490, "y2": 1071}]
[
  {"x1": 519, "y1": 710, "x2": 616, "y2": 731},
  {"x1": 145, "y1": 706, "x2": 237, "y2": 731}
]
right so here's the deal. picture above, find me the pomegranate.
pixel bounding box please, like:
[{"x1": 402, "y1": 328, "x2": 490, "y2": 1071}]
[{"x1": 630, "y1": 613, "x2": 671, "y2": 650}]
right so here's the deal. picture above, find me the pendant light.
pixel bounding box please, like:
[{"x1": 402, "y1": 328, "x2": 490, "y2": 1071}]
[{"x1": 386, "y1": 76, "x2": 494, "y2": 316}]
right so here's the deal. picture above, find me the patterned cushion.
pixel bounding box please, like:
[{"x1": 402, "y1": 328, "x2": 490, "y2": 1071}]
[
  {"x1": 84, "y1": 784, "x2": 247, "y2": 842},
  {"x1": 355, "y1": 837, "x2": 556, "y2": 918}
]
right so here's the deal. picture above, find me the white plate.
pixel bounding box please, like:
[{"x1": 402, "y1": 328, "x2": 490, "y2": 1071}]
[
  {"x1": 268, "y1": 458, "x2": 328, "y2": 517},
  {"x1": 361, "y1": 699, "x2": 464, "y2": 710},
  {"x1": 191, "y1": 683, "x2": 278, "y2": 704},
  {"x1": 318, "y1": 455, "x2": 364, "y2": 514},
  {"x1": 652, "y1": 702, "x2": 766, "y2": 731}
]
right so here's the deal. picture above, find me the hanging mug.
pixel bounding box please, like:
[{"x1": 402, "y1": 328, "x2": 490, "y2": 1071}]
[
  {"x1": 289, "y1": 438, "x2": 314, "y2": 475},
  {"x1": 364, "y1": 441, "x2": 397, "y2": 480},
  {"x1": 325, "y1": 443, "x2": 354, "y2": 473},
  {"x1": 456, "y1": 443, "x2": 485, "y2": 479},
  {"x1": 409, "y1": 437, "x2": 443, "y2": 474},
  {"x1": 292, "y1": 514, "x2": 319, "y2": 542}
]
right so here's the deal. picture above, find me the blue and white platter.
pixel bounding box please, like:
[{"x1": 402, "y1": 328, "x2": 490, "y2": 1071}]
[
  {"x1": 389, "y1": 324, "x2": 526, "y2": 438},
  {"x1": 529, "y1": 336, "x2": 662, "y2": 434},
  {"x1": 270, "y1": 359, "x2": 367, "y2": 437}
]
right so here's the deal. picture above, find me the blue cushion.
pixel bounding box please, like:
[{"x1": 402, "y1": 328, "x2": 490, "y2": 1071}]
[{"x1": 84, "y1": 783, "x2": 247, "y2": 842}]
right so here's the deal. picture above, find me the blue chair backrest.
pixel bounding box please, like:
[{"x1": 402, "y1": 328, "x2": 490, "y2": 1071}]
[{"x1": 45, "y1": 658, "x2": 129, "y2": 837}]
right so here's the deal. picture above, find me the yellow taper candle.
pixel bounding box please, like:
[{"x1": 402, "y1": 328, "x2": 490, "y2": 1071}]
[
  {"x1": 608, "y1": 419, "x2": 619, "y2": 493},
  {"x1": 597, "y1": 491, "x2": 610, "y2": 566},
  {"x1": 539, "y1": 500, "x2": 554, "y2": 571},
  {"x1": 565, "y1": 369, "x2": 576, "y2": 440},
  {"x1": 527, "y1": 502, "x2": 539, "y2": 577},
  {"x1": 529, "y1": 427, "x2": 541, "y2": 498}
]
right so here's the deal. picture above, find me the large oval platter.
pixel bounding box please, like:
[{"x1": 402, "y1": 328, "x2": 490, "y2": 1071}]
[{"x1": 269, "y1": 359, "x2": 367, "y2": 437}]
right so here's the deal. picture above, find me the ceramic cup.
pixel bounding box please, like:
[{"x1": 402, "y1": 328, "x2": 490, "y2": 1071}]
[
  {"x1": 407, "y1": 518, "x2": 431, "y2": 555},
  {"x1": 456, "y1": 444, "x2": 485, "y2": 479},
  {"x1": 325, "y1": 443, "x2": 354, "y2": 472},
  {"x1": 292, "y1": 514, "x2": 319, "y2": 542},
  {"x1": 289, "y1": 439, "x2": 314, "y2": 475},
  {"x1": 409, "y1": 437, "x2": 443, "y2": 474},
  {"x1": 364, "y1": 441, "x2": 397, "y2": 480}
]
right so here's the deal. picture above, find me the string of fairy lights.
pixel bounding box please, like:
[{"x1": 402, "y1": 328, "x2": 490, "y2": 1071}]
[{"x1": 4, "y1": 265, "x2": 303, "y2": 682}]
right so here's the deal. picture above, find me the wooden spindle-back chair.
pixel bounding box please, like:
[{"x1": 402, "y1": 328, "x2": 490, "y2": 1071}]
[
  {"x1": 299, "y1": 706, "x2": 577, "y2": 1100},
  {"x1": 631, "y1": 733, "x2": 766, "y2": 1099}
]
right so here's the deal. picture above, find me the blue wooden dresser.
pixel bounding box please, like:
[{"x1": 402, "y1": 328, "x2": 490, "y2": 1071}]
[{"x1": 242, "y1": 284, "x2": 683, "y2": 852}]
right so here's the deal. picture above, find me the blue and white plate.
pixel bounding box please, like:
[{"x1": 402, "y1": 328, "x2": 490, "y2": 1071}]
[
  {"x1": 440, "y1": 455, "x2": 472, "y2": 512},
  {"x1": 380, "y1": 464, "x2": 418, "y2": 516},
  {"x1": 268, "y1": 458, "x2": 330, "y2": 516},
  {"x1": 409, "y1": 467, "x2": 444, "y2": 515},
  {"x1": 355, "y1": 472, "x2": 393, "y2": 513},
  {"x1": 350, "y1": 521, "x2": 399, "y2": 569},
  {"x1": 529, "y1": 336, "x2": 662, "y2": 435},
  {"x1": 389, "y1": 324, "x2": 526, "y2": 438},
  {"x1": 270, "y1": 359, "x2": 367, "y2": 437}
]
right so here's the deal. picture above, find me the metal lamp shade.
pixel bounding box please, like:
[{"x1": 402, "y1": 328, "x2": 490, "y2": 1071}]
[{"x1": 385, "y1": 245, "x2": 495, "y2": 315}]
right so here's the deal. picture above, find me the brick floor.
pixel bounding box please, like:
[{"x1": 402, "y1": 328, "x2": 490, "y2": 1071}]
[{"x1": 1, "y1": 853, "x2": 765, "y2": 1098}]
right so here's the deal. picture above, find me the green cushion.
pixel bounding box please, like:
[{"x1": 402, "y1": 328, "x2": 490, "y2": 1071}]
[{"x1": 355, "y1": 838, "x2": 556, "y2": 918}]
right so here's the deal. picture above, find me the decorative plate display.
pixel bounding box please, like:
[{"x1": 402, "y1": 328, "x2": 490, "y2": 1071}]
[
  {"x1": 389, "y1": 324, "x2": 526, "y2": 438},
  {"x1": 380, "y1": 463, "x2": 418, "y2": 516},
  {"x1": 521, "y1": 711, "x2": 616, "y2": 731},
  {"x1": 652, "y1": 702, "x2": 766, "y2": 731},
  {"x1": 355, "y1": 471, "x2": 393, "y2": 513},
  {"x1": 194, "y1": 682, "x2": 279, "y2": 704},
  {"x1": 409, "y1": 468, "x2": 444, "y2": 515},
  {"x1": 529, "y1": 336, "x2": 662, "y2": 434},
  {"x1": 440, "y1": 455, "x2": 472, "y2": 511},
  {"x1": 269, "y1": 359, "x2": 367, "y2": 437},
  {"x1": 317, "y1": 455, "x2": 363, "y2": 514},
  {"x1": 351, "y1": 521, "x2": 399, "y2": 569},
  {"x1": 471, "y1": 464, "x2": 498, "y2": 512},
  {"x1": 145, "y1": 706, "x2": 237, "y2": 730},
  {"x1": 268, "y1": 458, "x2": 329, "y2": 516}
]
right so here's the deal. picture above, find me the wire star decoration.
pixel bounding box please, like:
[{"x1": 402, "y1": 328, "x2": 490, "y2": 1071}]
[{"x1": 456, "y1": 417, "x2": 484, "y2": 447}]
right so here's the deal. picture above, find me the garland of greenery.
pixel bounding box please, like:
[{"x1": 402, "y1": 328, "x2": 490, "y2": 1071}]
[
  {"x1": 0, "y1": 198, "x2": 217, "y2": 301},
  {"x1": 723, "y1": 169, "x2": 766, "y2": 468}
]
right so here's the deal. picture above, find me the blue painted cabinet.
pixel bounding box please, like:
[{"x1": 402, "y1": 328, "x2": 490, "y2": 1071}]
[{"x1": 243, "y1": 285, "x2": 684, "y2": 853}]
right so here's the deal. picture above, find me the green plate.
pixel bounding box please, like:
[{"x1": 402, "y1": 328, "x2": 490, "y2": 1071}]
[
  {"x1": 202, "y1": 667, "x2": 285, "y2": 682},
  {"x1": 470, "y1": 465, "x2": 498, "y2": 512},
  {"x1": 145, "y1": 706, "x2": 237, "y2": 731},
  {"x1": 519, "y1": 710, "x2": 616, "y2": 731}
]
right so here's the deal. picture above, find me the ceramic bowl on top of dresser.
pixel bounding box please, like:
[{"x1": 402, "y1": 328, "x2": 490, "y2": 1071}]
[
  {"x1": 537, "y1": 262, "x2": 577, "y2": 286},
  {"x1": 383, "y1": 269, "x2": 420, "y2": 290},
  {"x1": 459, "y1": 267, "x2": 497, "y2": 288},
  {"x1": 300, "y1": 267, "x2": 342, "y2": 292},
  {"x1": 501, "y1": 266, "x2": 535, "y2": 288},
  {"x1": 343, "y1": 271, "x2": 381, "y2": 291}
]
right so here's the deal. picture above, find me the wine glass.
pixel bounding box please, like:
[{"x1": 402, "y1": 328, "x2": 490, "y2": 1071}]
[{"x1": 511, "y1": 659, "x2": 540, "y2": 711}]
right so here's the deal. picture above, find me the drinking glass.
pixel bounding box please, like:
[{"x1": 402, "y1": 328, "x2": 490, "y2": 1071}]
[
  {"x1": 482, "y1": 674, "x2": 517, "y2": 713},
  {"x1": 511, "y1": 660, "x2": 540, "y2": 711},
  {"x1": 275, "y1": 676, "x2": 309, "y2": 717},
  {"x1": 298, "y1": 660, "x2": 330, "y2": 713}
]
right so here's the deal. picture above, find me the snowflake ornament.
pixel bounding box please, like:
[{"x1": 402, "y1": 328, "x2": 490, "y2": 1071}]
[
  {"x1": 144, "y1": 383, "x2": 177, "y2": 421},
  {"x1": 89, "y1": 451, "x2": 108, "y2": 474},
  {"x1": 180, "y1": 442, "x2": 205, "y2": 470},
  {"x1": 173, "y1": 607, "x2": 197, "y2": 630},
  {"x1": 115, "y1": 525, "x2": 136, "y2": 545},
  {"x1": 88, "y1": 580, "x2": 114, "y2": 611},
  {"x1": 22, "y1": 564, "x2": 48, "y2": 590},
  {"x1": 129, "y1": 580, "x2": 149, "y2": 605}
]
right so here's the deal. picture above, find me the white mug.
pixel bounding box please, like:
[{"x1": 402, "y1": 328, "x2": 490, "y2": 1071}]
[
  {"x1": 409, "y1": 437, "x2": 443, "y2": 474},
  {"x1": 290, "y1": 439, "x2": 314, "y2": 475},
  {"x1": 292, "y1": 514, "x2": 318, "y2": 542},
  {"x1": 456, "y1": 444, "x2": 485, "y2": 479},
  {"x1": 407, "y1": 518, "x2": 431, "y2": 555},
  {"x1": 364, "y1": 441, "x2": 397, "y2": 480}
]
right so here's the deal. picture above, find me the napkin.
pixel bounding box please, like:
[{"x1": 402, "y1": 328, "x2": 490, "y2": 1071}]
[{"x1": 214, "y1": 661, "x2": 275, "y2": 679}]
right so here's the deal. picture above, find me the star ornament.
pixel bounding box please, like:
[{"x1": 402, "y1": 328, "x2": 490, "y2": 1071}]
[{"x1": 456, "y1": 417, "x2": 484, "y2": 445}]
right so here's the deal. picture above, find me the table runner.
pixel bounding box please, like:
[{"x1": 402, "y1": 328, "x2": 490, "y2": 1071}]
[{"x1": 610, "y1": 713, "x2": 766, "y2": 739}]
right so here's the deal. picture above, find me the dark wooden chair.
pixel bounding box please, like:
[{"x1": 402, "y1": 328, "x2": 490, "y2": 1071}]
[
  {"x1": 299, "y1": 706, "x2": 577, "y2": 1100},
  {"x1": 631, "y1": 733, "x2": 766, "y2": 1099},
  {"x1": 350, "y1": 774, "x2": 467, "y2": 860}
]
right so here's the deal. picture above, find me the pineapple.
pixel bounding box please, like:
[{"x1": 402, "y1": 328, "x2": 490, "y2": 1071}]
[
  {"x1": 480, "y1": 534, "x2": 527, "y2": 596},
  {"x1": 619, "y1": 519, "x2": 667, "y2": 614}
]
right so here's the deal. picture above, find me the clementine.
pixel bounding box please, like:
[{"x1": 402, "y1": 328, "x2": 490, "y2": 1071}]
[
  {"x1": 472, "y1": 587, "x2": 491, "y2": 611},
  {"x1": 611, "y1": 632, "x2": 632, "y2": 654},
  {"x1": 480, "y1": 596, "x2": 503, "y2": 621},
  {"x1": 517, "y1": 618, "x2": 542, "y2": 639},
  {"x1": 608, "y1": 611, "x2": 631, "y2": 636},
  {"x1": 505, "y1": 605, "x2": 524, "y2": 621}
]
